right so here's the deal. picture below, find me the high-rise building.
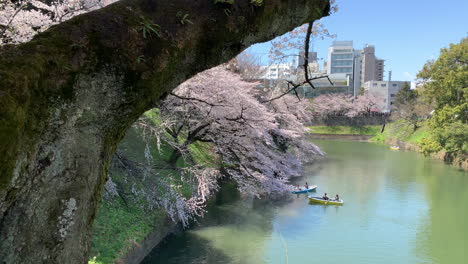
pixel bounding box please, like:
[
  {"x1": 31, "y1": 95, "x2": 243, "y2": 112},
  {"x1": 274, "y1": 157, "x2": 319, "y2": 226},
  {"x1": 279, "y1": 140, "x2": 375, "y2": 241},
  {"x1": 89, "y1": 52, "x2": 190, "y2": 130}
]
[
  {"x1": 326, "y1": 41, "x2": 354, "y2": 75},
  {"x1": 326, "y1": 42, "x2": 386, "y2": 96},
  {"x1": 361, "y1": 45, "x2": 385, "y2": 83},
  {"x1": 353, "y1": 50, "x2": 363, "y2": 96},
  {"x1": 326, "y1": 41, "x2": 362, "y2": 96},
  {"x1": 375, "y1": 59, "x2": 384, "y2": 81}
]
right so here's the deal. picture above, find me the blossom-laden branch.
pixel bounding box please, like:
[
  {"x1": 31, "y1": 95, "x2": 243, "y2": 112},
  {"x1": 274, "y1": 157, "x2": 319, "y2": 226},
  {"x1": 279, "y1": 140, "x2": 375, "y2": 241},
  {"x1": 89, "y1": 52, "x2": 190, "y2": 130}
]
[
  {"x1": 137, "y1": 66, "x2": 322, "y2": 203},
  {"x1": 0, "y1": 0, "x2": 117, "y2": 45}
]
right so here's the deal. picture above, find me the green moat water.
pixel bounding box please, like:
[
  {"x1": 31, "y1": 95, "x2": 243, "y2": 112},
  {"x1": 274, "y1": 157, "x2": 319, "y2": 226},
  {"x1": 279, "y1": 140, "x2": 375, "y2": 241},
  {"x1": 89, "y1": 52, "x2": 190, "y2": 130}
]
[{"x1": 142, "y1": 140, "x2": 468, "y2": 264}]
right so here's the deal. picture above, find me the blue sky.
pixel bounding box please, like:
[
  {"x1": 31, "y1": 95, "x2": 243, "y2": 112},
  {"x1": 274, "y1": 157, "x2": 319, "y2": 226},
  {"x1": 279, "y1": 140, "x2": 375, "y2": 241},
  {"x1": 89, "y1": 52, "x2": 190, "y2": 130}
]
[{"x1": 248, "y1": 0, "x2": 468, "y2": 82}]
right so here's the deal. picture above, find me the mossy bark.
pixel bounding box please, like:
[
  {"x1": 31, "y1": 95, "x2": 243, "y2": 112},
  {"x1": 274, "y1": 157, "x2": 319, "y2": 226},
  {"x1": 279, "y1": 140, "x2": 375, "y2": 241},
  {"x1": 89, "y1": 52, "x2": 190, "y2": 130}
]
[{"x1": 0, "y1": 0, "x2": 330, "y2": 263}]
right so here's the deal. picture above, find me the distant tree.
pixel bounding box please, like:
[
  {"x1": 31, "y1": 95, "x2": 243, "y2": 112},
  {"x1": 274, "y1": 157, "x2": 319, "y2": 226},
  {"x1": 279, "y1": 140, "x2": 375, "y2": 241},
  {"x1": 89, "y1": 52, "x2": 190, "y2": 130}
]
[
  {"x1": 392, "y1": 94, "x2": 432, "y2": 131},
  {"x1": 352, "y1": 92, "x2": 384, "y2": 116},
  {"x1": 231, "y1": 51, "x2": 265, "y2": 80},
  {"x1": 358, "y1": 86, "x2": 365, "y2": 96},
  {"x1": 311, "y1": 92, "x2": 384, "y2": 117},
  {"x1": 392, "y1": 83, "x2": 431, "y2": 131},
  {"x1": 393, "y1": 82, "x2": 416, "y2": 107},
  {"x1": 417, "y1": 37, "x2": 468, "y2": 156}
]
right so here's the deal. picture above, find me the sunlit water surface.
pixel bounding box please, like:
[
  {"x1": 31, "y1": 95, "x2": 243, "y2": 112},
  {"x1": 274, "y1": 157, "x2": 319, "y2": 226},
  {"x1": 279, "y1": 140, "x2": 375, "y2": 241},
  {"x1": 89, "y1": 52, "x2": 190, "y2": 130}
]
[{"x1": 142, "y1": 140, "x2": 468, "y2": 264}]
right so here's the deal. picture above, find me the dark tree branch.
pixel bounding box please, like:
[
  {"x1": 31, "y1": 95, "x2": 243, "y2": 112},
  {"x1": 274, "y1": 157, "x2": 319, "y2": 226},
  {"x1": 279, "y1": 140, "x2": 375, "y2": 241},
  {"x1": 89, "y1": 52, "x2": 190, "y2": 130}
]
[
  {"x1": 303, "y1": 21, "x2": 315, "y2": 89},
  {"x1": 169, "y1": 92, "x2": 227, "y2": 107},
  {"x1": 261, "y1": 22, "x2": 337, "y2": 103}
]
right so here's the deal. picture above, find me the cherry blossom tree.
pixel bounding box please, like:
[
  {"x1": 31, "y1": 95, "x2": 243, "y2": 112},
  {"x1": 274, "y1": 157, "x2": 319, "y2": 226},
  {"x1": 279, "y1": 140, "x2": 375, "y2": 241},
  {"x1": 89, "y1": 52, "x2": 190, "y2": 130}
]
[
  {"x1": 137, "y1": 65, "x2": 323, "y2": 202},
  {"x1": 0, "y1": 0, "x2": 116, "y2": 44},
  {"x1": 231, "y1": 50, "x2": 266, "y2": 80},
  {"x1": 312, "y1": 93, "x2": 384, "y2": 117},
  {"x1": 349, "y1": 92, "x2": 384, "y2": 116}
]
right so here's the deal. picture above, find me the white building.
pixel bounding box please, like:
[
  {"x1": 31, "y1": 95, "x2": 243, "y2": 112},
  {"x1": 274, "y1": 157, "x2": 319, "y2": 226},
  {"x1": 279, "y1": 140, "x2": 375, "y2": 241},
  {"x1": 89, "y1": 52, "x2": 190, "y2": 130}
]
[
  {"x1": 326, "y1": 41, "x2": 386, "y2": 97},
  {"x1": 261, "y1": 63, "x2": 294, "y2": 80},
  {"x1": 364, "y1": 81, "x2": 408, "y2": 112},
  {"x1": 326, "y1": 41, "x2": 363, "y2": 97},
  {"x1": 326, "y1": 41, "x2": 355, "y2": 75}
]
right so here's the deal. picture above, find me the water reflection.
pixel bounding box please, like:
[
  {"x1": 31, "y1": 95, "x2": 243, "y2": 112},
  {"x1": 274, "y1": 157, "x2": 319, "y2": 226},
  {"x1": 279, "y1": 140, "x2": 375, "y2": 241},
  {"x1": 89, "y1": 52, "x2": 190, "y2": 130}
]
[{"x1": 142, "y1": 140, "x2": 468, "y2": 264}]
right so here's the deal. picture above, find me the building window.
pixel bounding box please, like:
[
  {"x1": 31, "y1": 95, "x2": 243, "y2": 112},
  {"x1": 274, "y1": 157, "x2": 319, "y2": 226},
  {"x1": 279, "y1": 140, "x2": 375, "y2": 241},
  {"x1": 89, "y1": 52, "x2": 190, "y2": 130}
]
[
  {"x1": 373, "y1": 83, "x2": 377, "y2": 87},
  {"x1": 392, "y1": 83, "x2": 398, "y2": 87},
  {"x1": 390, "y1": 94, "x2": 395, "y2": 97},
  {"x1": 381, "y1": 84, "x2": 386, "y2": 87},
  {"x1": 390, "y1": 102, "x2": 394, "y2": 105}
]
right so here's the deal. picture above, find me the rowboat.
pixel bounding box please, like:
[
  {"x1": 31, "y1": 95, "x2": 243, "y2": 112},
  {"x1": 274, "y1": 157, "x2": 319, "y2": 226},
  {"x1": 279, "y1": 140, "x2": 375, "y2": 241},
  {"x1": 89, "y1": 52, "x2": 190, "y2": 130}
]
[
  {"x1": 390, "y1": 146, "x2": 400, "y2": 150},
  {"x1": 308, "y1": 196, "x2": 343, "y2": 205},
  {"x1": 292, "y1": 185, "x2": 317, "y2": 194}
]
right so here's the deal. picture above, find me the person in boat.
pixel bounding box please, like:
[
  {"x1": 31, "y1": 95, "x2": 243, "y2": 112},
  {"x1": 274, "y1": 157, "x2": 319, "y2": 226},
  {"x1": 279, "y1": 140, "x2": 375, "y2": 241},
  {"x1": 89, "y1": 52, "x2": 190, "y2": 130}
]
[
  {"x1": 305, "y1": 182, "x2": 309, "y2": 189},
  {"x1": 334, "y1": 194, "x2": 340, "y2": 201},
  {"x1": 322, "y1": 193, "x2": 329, "y2": 200}
]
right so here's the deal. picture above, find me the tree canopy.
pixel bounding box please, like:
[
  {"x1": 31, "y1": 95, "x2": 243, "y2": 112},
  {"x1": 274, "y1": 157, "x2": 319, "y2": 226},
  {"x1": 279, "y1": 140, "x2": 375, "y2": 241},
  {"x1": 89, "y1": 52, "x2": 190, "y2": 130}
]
[{"x1": 418, "y1": 37, "x2": 468, "y2": 156}]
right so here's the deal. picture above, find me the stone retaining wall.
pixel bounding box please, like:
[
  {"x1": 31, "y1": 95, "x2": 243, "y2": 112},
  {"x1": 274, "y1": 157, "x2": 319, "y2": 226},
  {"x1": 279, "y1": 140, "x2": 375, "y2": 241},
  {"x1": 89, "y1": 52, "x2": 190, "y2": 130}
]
[{"x1": 310, "y1": 116, "x2": 389, "y2": 126}]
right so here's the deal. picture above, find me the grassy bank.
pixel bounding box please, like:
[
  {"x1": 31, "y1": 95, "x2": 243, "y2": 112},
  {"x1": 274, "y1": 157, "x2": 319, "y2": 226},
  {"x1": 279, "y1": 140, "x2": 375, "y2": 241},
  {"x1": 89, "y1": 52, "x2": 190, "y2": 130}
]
[
  {"x1": 90, "y1": 201, "x2": 168, "y2": 264},
  {"x1": 308, "y1": 122, "x2": 427, "y2": 143},
  {"x1": 308, "y1": 125, "x2": 382, "y2": 136},
  {"x1": 371, "y1": 120, "x2": 429, "y2": 144}
]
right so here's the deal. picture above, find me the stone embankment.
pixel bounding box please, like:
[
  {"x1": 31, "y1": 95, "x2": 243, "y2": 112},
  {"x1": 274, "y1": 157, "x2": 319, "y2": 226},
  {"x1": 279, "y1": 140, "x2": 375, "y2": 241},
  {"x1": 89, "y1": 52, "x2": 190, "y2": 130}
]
[{"x1": 308, "y1": 133, "x2": 373, "y2": 141}]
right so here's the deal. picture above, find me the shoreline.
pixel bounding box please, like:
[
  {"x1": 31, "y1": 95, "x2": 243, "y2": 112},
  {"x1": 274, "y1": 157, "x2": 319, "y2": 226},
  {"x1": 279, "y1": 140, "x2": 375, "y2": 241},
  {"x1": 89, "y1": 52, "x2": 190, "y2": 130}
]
[
  {"x1": 116, "y1": 218, "x2": 179, "y2": 264},
  {"x1": 309, "y1": 132, "x2": 467, "y2": 171}
]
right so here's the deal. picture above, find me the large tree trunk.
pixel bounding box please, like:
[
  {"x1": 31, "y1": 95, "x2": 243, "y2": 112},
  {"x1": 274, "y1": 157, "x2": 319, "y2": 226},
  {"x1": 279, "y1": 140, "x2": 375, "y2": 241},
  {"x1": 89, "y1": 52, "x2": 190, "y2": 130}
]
[{"x1": 0, "y1": 0, "x2": 330, "y2": 262}]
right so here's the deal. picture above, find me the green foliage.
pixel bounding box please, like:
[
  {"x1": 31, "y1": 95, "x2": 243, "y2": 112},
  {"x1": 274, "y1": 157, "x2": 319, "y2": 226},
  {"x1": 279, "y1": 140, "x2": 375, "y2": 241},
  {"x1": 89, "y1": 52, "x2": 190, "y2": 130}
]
[
  {"x1": 213, "y1": 0, "x2": 238, "y2": 15},
  {"x1": 428, "y1": 104, "x2": 467, "y2": 154},
  {"x1": 418, "y1": 37, "x2": 468, "y2": 110},
  {"x1": 419, "y1": 135, "x2": 443, "y2": 156},
  {"x1": 90, "y1": 200, "x2": 167, "y2": 264},
  {"x1": 309, "y1": 125, "x2": 382, "y2": 135},
  {"x1": 189, "y1": 141, "x2": 218, "y2": 167},
  {"x1": 136, "y1": 55, "x2": 146, "y2": 64},
  {"x1": 139, "y1": 16, "x2": 162, "y2": 39},
  {"x1": 371, "y1": 131, "x2": 386, "y2": 142},
  {"x1": 214, "y1": 0, "x2": 234, "y2": 4},
  {"x1": 176, "y1": 12, "x2": 193, "y2": 25},
  {"x1": 393, "y1": 82, "x2": 416, "y2": 107},
  {"x1": 358, "y1": 86, "x2": 365, "y2": 96},
  {"x1": 250, "y1": 0, "x2": 264, "y2": 6},
  {"x1": 223, "y1": 8, "x2": 232, "y2": 16},
  {"x1": 417, "y1": 37, "x2": 468, "y2": 155}
]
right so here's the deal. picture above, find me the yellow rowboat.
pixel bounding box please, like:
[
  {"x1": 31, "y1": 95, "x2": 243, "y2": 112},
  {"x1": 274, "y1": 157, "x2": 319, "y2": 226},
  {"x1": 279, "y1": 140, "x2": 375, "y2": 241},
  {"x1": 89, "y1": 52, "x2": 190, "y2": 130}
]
[
  {"x1": 390, "y1": 146, "x2": 400, "y2": 150},
  {"x1": 308, "y1": 196, "x2": 344, "y2": 205}
]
